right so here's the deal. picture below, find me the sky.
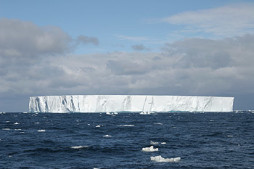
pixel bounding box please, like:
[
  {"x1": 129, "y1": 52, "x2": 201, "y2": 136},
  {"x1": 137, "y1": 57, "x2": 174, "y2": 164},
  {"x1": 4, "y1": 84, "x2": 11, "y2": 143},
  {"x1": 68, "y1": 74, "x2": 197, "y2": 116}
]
[{"x1": 0, "y1": 0, "x2": 254, "y2": 111}]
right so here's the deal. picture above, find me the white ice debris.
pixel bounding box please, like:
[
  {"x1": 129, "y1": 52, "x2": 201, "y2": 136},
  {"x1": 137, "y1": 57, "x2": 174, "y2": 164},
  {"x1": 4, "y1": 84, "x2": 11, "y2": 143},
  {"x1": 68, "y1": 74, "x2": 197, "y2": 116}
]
[
  {"x1": 150, "y1": 155, "x2": 181, "y2": 163},
  {"x1": 29, "y1": 95, "x2": 234, "y2": 113},
  {"x1": 142, "y1": 146, "x2": 158, "y2": 152}
]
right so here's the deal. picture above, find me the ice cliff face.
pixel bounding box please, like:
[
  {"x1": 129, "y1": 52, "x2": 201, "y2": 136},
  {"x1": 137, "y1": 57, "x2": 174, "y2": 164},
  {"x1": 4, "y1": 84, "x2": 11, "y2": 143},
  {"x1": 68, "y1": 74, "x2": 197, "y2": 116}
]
[{"x1": 29, "y1": 95, "x2": 234, "y2": 113}]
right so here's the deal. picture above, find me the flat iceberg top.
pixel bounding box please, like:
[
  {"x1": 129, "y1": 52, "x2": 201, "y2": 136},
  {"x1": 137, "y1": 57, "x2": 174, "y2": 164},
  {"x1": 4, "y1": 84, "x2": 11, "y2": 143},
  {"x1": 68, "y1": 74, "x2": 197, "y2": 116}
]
[{"x1": 29, "y1": 95, "x2": 234, "y2": 113}]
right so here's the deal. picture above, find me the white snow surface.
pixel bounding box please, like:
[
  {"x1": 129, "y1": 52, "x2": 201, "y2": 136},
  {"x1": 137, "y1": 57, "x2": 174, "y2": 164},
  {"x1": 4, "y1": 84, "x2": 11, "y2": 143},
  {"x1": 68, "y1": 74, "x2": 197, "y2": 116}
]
[{"x1": 29, "y1": 95, "x2": 234, "y2": 113}]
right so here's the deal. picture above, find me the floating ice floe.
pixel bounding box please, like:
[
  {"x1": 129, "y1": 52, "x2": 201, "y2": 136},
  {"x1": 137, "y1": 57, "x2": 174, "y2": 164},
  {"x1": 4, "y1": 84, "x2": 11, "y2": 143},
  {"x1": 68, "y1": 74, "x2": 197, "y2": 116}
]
[
  {"x1": 71, "y1": 146, "x2": 88, "y2": 149},
  {"x1": 37, "y1": 129, "x2": 46, "y2": 132},
  {"x1": 150, "y1": 155, "x2": 181, "y2": 163},
  {"x1": 142, "y1": 146, "x2": 158, "y2": 152}
]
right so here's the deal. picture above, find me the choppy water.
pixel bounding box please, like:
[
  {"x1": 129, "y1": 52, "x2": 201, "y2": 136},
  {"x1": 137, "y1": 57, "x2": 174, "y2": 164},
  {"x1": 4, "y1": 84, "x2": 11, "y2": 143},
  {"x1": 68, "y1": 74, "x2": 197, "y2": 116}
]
[{"x1": 0, "y1": 112, "x2": 253, "y2": 168}]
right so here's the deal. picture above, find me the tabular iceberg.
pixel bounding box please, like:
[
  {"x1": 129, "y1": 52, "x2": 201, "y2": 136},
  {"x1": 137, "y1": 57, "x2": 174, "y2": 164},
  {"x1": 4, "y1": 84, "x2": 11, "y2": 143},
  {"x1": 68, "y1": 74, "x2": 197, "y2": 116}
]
[{"x1": 29, "y1": 95, "x2": 234, "y2": 113}]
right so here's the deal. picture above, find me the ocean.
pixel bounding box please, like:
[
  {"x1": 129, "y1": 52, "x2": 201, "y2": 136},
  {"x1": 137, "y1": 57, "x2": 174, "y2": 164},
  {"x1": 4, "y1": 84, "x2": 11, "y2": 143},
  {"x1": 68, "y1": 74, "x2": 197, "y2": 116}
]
[{"x1": 0, "y1": 112, "x2": 253, "y2": 168}]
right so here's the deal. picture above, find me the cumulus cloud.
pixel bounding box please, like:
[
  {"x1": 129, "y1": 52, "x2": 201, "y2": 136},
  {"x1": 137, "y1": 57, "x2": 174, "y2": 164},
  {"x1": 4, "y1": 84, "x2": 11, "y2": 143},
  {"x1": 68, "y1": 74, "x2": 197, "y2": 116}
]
[
  {"x1": 77, "y1": 35, "x2": 99, "y2": 45},
  {"x1": 161, "y1": 3, "x2": 254, "y2": 37},
  {"x1": 132, "y1": 44, "x2": 148, "y2": 51},
  {"x1": 0, "y1": 18, "x2": 71, "y2": 58}
]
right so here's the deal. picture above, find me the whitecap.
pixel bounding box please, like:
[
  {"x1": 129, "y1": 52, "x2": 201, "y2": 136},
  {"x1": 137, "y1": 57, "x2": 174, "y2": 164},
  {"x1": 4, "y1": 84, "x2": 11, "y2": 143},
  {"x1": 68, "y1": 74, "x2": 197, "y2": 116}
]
[
  {"x1": 14, "y1": 129, "x2": 22, "y2": 131},
  {"x1": 95, "y1": 125, "x2": 101, "y2": 128},
  {"x1": 71, "y1": 145, "x2": 88, "y2": 149},
  {"x1": 118, "y1": 124, "x2": 135, "y2": 127},
  {"x1": 103, "y1": 135, "x2": 112, "y2": 138},
  {"x1": 161, "y1": 142, "x2": 166, "y2": 144},
  {"x1": 150, "y1": 141, "x2": 159, "y2": 145},
  {"x1": 14, "y1": 122, "x2": 19, "y2": 125},
  {"x1": 154, "y1": 123, "x2": 163, "y2": 125},
  {"x1": 37, "y1": 129, "x2": 46, "y2": 132},
  {"x1": 151, "y1": 155, "x2": 181, "y2": 163},
  {"x1": 142, "y1": 146, "x2": 158, "y2": 152},
  {"x1": 2, "y1": 128, "x2": 11, "y2": 130}
]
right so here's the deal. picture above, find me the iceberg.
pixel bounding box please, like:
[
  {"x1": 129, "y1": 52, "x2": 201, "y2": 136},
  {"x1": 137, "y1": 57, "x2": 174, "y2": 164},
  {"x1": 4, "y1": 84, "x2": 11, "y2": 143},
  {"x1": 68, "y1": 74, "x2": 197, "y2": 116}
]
[
  {"x1": 29, "y1": 95, "x2": 234, "y2": 113},
  {"x1": 151, "y1": 155, "x2": 181, "y2": 163},
  {"x1": 142, "y1": 146, "x2": 159, "y2": 152}
]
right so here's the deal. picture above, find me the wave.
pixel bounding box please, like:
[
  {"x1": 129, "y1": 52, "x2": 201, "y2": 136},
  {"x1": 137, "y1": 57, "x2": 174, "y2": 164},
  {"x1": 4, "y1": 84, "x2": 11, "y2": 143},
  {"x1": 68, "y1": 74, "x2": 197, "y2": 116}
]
[{"x1": 70, "y1": 146, "x2": 88, "y2": 149}]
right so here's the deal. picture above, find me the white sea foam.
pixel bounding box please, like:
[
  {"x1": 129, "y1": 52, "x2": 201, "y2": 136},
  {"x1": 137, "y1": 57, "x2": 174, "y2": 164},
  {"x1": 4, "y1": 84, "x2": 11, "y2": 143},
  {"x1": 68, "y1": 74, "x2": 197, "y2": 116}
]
[
  {"x1": 71, "y1": 146, "x2": 88, "y2": 149},
  {"x1": 161, "y1": 142, "x2": 166, "y2": 144},
  {"x1": 14, "y1": 122, "x2": 19, "y2": 125},
  {"x1": 142, "y1": 146, "x2": 158, "y2": 152},
  {"x1": 96, "y1": 125, "x2": 101, "y2": 128},
  {"x1": 2, "y1": 128, "x2": 10, "y2": 130},
  {"x1": 150, "y1": 155, "x2": 181, "y2": 163},
  {"x1": 154, "y1": 123, "x2": 163, "y2": 125},
  {"x1": 14, "y1": 129, "x2": 22, "y2": 131},
  {"x1": 106, "y1": 112, "x2": 118, "y2": 115},
  {"x1": 118, "y1": 124, "x2": 135, "y2": 127},
  {"x1": 150, "y1": 141, "x2": 159, "y2": 145},
  {"x1": 37, "y1": 129, "x2": 46, "y2": 132},
  {"x1": 103, "y1": 135, "x2": 112, "y2": 138}
]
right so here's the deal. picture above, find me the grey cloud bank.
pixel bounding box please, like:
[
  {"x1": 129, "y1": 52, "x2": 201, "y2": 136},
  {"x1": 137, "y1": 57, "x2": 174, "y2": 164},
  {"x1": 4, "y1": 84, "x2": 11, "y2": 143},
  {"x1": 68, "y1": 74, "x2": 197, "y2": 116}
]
[{"x1": 0, "y1": 19, "x2": 253, "y2": 111}]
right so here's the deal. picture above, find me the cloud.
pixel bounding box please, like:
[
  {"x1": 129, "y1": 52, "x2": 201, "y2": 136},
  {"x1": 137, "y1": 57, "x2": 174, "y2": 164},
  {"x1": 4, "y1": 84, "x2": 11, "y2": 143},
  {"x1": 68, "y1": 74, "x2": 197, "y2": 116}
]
[
  {"x1": 131, "y1": 44, "x2": 148, "y2": 51},
  {"x1": 0, "y1": 18, "x2": 71, "y2": 58},
  {"x1": 1, "y1": 18, "x2": 254, "y2": 111},
  {"x1": 117, "y1": 35, "x2": 148, "y2": 41},
  {"x1": 77, "y1": 35, "x2": 99, "y2": 46},
  {"x1": 161, "y1": 3, "x2": 254, "y2": 37}
]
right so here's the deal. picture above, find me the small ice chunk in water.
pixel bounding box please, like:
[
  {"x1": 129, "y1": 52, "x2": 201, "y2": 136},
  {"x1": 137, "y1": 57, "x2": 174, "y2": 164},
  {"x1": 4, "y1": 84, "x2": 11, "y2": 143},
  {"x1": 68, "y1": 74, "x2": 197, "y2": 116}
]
[
  {"x1": 71, "y1": 146, "x2": 88, "y2": 149},
  {"x1": 151, "y1": 155, "x2": 181, "y2": 163},
  {"x1": 142, "y1": 146, "x2": 158, "y2": 152},
  {"x1": 37, "y1": 129, "x2": 46, "y2": 132}
]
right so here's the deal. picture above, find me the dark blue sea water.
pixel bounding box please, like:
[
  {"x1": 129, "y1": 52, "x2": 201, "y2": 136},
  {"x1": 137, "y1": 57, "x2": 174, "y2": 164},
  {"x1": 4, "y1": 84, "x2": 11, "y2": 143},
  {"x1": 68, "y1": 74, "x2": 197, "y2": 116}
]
[{"x1": 0, "y1": 112, "x2": 253, "y2": 169}]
